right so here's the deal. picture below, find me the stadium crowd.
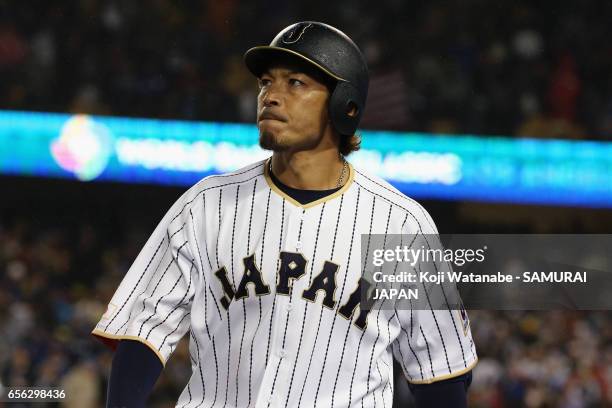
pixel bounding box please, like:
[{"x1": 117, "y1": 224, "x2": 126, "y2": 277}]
[
  {"x1": 0, "y1": 181, "x2": 610, "y2": 407},
  {"x1": 0, "y1": 0, "x2": 611, "y2": 139}
]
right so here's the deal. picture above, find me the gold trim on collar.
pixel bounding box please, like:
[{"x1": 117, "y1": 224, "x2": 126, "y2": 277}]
[{"x1": 263, "y1": 157, "x2": 354, "y2": 209}]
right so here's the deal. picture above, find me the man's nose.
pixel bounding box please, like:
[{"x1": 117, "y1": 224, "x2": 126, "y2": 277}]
[
  {"x1": 263, "y1": 94, "x2": 279, "y2": 107},
  {"x1": 261, "y1": 84, "x2": 283, "y2": 107}
]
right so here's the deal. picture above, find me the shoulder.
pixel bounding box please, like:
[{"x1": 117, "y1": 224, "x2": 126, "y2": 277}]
[
  {"x1": 182, "y1": 159, "x2": 267, "y2": 202},
  {"x1": 166, "y1": 159, "x2": 268, "y2": 222},
  {"x1": 190, "y1": 159, "x2": 267, "y2": 195},
  {"x1": 351, "y1": 165, "x2": 438, "y2": 234}
]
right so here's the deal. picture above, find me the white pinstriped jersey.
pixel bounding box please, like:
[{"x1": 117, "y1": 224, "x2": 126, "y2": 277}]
[{"x1": 93, "y1": 158, "x2": 477, "y2": 407}]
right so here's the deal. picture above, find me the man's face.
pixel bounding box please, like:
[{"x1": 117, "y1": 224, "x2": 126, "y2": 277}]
[{"x1": 257, "y1": 63, "x2": 332, "y2": 152}]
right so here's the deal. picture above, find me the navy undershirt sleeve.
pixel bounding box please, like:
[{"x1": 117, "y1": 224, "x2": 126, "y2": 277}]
[
  {"x1": 408, "y1": 371, "x2": 472, "y2": 408},
  {"x1": 107, "y1": 340, "x2": 163, "y2": 408}
]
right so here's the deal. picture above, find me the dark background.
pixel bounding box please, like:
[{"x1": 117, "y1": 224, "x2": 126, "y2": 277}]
[{"x1": 1, "y1": 0, "x2": 611, "y2": 407}]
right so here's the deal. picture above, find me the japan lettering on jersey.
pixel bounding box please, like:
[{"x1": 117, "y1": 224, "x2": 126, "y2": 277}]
[{"x1": 93, "y1": 158, "x2": 477, "y2": 408}]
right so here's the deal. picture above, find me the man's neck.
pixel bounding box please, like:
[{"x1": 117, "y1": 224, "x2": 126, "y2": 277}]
[{"x1": 271, "y1": 150, "x2": 346, "y2": 190}]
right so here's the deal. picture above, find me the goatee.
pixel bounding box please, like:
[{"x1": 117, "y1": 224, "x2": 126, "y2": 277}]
[{"x1": 259, "y1": 131, "x2": 288, "y2": 152}]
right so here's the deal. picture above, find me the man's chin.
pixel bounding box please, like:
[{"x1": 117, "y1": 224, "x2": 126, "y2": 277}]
[{"x1": 259, "y1": 132, "x2": 288, "y2": 152}]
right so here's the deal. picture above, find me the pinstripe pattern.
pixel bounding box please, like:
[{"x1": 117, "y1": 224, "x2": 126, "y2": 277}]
[
  {"x1": 244, "y1": 179, "x2": 259, "y2": 406},
  {"x1": 137, "y1": 241, "x2": 189, "y2": 337},
  {"x1": 349, "y1": 194, "x2": 376, "y2": 407},
  {"x1": 289, "y1": 203, "x2": 327, "y2": 408},
  {"x1": 113, "y1": 239, "x2": 170, "y2": 335},
  {"x1": 312, "y1": 194, "x2": 345, "y2": 406},
  {"x1": 197, "y1": 194, "x2": 223, "y2": 320},
  {"x1": 92, "y1": 160, "x2": 477, "y2": 407},
  {"x1": 191, "y1": 327, "x2": 206, "y2": 407},
  {"x1": 189, "y1": 205, "x2": 220, "y2": 406},
  {"x1": 265, "y1": 198, "x2": 284, "y2": 367},
  {"x1": 106, "y1": 235, "x2": 169, "y2": 332},
  {"x1": 267, "y1": 208, "x2": 307, "y2": 407},
  {"x1": 144, "y1": 259, "x2": 194, "y2": 340},
  {"x1": 222, "y1": 186, "x2": 232, "y2": 408},
  {"x1": 331, "y1": 187, "x2": 360, "y2": 407},
  {"x1": 421, "y1": 326, "x2": 435, "y2": 377},
  {"x1": 365, "y1": 202, "x2": 393, "y2": 408},
  {"x1": 234, "y1": 183, "x2": 247, "y2": 407}
]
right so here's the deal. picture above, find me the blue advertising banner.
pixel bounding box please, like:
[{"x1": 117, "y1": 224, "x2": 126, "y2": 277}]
[{"x1": 1, "y1": 110, "x2": 610, "y2": 208}]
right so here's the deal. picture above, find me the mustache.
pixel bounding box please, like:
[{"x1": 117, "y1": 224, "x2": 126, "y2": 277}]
[{"x1": 258, "y1": 110, "x2": 287, "y2": 122}]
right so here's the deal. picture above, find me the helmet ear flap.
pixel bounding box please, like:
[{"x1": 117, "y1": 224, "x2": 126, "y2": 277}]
[{"x1": 328, "y1": 81, "x2": 363, "y2": 136}]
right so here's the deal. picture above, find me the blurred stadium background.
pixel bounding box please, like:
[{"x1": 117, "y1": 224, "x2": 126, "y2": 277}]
[{"x1": 0, "y1": 1, "x2": 611, "y2": 407}]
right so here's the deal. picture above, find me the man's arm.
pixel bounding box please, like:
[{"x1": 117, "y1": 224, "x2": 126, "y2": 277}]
[
  {"x1": 107, "y1": 340, "x2": 163, "y2": 408},
  {"x1": 408, "y1": 371, "x2": 472, "y2": 408}
]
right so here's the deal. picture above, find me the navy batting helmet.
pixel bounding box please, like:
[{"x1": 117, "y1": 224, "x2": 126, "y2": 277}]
[{"x1": 244, "y1": 21, "x2": 369, "y2": 136}]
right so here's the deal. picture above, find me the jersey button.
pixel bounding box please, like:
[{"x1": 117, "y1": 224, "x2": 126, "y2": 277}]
[
  {"x1": 286, "y1": 304, "x2": 293, "y2": 312},
  {"x1": 278, "y1": 349, "x2": 287, "y2": 358},
  {"x1": 296, "y1": 241, "x2": 302, "y2": 250}
]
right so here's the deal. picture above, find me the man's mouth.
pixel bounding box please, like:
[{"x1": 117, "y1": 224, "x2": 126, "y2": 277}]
[{"x1": 258, "y1": 112, "x2": 287, "y2": 122}]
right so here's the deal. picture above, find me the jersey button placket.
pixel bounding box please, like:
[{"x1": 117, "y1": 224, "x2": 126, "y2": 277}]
[
  {"x1": 295, "y1": 208, "x2": 306, "y2": 251},
  {"x1": 273, "y1": 207, "x2": 303, "y2": 400}
]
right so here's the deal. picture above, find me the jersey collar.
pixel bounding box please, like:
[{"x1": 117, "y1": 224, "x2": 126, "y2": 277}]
[{"x1": 263, "y1": 157, "x2": 355, "y2": 209}]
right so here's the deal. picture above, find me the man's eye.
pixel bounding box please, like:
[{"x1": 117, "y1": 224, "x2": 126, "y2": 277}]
[
  {"x1": 258, "y1": 79, "x2": 271, "y2": 88},
  {"x1": 289, "y1": 78, "x2": 304, "y2": 86}
]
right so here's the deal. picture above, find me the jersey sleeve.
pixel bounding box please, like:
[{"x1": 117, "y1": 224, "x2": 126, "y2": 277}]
[
  {"x1": 92, "y1": 193, "x2": 198, "y2": 366},
  {"x1": 391, "y1": 207, "x2": 478, "y2": 384}
]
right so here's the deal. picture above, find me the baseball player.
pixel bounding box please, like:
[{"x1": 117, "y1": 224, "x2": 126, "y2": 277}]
[{"x1": 93, "y1": 21, "x2": 477, "y2": 407}]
